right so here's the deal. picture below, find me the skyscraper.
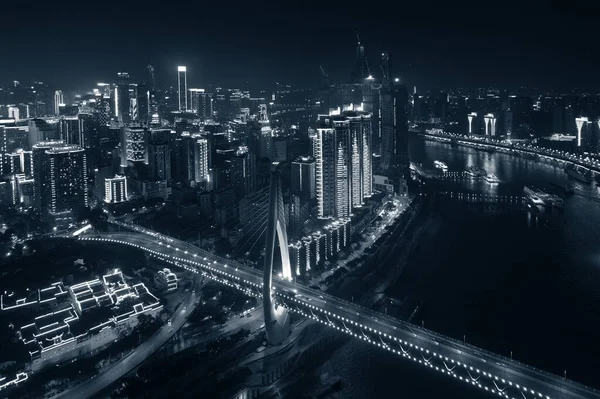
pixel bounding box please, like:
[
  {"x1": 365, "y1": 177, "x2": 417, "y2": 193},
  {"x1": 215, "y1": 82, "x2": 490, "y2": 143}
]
[
  {"x1": 32, "y1": 140, "x2": 66, "y2": 213},
  {"x1": 54, "y1": 90, "x2": 64, "y2": 116},
  {"x1": 116, "y1": 72, "x2": 131, "y2": 123},
  {"x1": 291, "y1": 156, "x2": 316, "y2": 200},
  {"x1": 380, "y1": 75, "x2": 410, "y2": 191},
  {"x1": 315, "y1": 126, "x2": 336, "y2": 219},
  {"x1": 231, "y1": 150, "x2": 256, "y2": 199},
  {"x1": 45, "y1": 145, "x2": 88, "y2": 220},
  {"x1": 148, "y1": 133, "x2": 171, "y2": 182},
  {"x1": 194, "y1": 138, "x2": 209, "y2": 184},
  {"x1": 178, "y1": 66, "x2": 188, "y2": 112},
  {"x1": 147, "y1": 64, "x2": 158, "y2": 120},
  {"x1": 120, "y1": 127, "x2": 147, "y2": 167},
  {"x1": 137, "y1": 83, "x2": 149, "y2": 122},
  {"x1": 351, "y1": 33, "x2": 368, "y2": 83}
]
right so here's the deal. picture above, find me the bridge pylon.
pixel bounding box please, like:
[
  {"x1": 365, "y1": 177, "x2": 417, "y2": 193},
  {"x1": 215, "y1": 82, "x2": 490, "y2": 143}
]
[{"x1": 262, "y1": 165, "x2": 292, "y2": 345}]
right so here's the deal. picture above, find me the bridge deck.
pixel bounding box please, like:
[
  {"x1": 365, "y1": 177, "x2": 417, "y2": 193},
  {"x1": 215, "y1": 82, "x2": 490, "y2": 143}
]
[{"x1": 76, "y1": 225, "x2": 600, "y2": 399}]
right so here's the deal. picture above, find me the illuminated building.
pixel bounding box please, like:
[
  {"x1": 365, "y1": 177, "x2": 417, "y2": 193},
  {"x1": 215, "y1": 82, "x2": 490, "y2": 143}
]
[
  {"x1": 314, "y1": 126, "x2": 336, "y2": 218},
  {"x1": 380, "y1": 76, "x2": 409, "y2": 191},
  {"x1": 0, "y1": 125, "x2": 28, "y2": 153},
  {"x1": 177, "y1": 66, "x2": 187, "y2": 112},
  {"x1": 54, "y1": 90, "x2": 64, "y2": 116},
  {"x1": 14, "y1": 271, "x2": 161, "y2": 372},
  {"x1": 483, "y1": 113, "x2": 497, "y2": 136},
  {"x1": 189, "y1": 88, "x2": 205, "y2": 115},
  {"x1": 318, "y1": 107, "x2": 372, "y2": 217},
  {"x1": 194, "y1": 138, "x2": 209, "y2": 184},
  {"x1": 116, "y1": 72, "x2": 131, "y2": 123},
  {"x1": 467, "y1": 112, "x2": 478, "y2": 135},
  {"x1": 335, "y1": 143, "x2": 349, "y2": 217},
  {"x1": 258, "y1": 104, "x2": 272, "y2": 159},
  {"x1": 45, "y1": 145, "x2": 88, "y2": 220},
  {"x1": 154, "y1": 268, "x2": 178, "y2": 292},
  {"x1": 104, "y1": 175, "x2": 128, "y2": 203},
  {"x1": 32, "y1": 140, "x2": 66, "y2": 213},
  {"x1": 120, "y1": 127, "x2": 147, "y2": 167},
  {"x1": 291, "y1": 156, "x2": 316, "y2": 200}
]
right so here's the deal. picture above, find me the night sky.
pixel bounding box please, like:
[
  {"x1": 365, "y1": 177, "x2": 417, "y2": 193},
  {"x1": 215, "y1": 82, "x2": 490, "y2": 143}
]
[{"x1": 2, "y1": 0, "x2": 598, "y2": 91}]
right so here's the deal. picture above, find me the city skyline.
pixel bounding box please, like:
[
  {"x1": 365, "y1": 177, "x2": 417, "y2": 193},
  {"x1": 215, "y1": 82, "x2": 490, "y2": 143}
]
[
  {"x1": 2, "y1": 3, "x2": 600, "y2": 398},
  {"x1": 2, "y1": 1, "x2": 600, "y2": 91}
]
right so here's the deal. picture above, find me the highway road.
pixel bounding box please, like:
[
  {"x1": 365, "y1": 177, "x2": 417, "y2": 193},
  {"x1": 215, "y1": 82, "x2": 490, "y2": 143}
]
[
  {"x1": 79, "y1": 229, "x2": 600, "y2": 399},
  {"x1": 419, "y1": 129, "x2": 600, "y2": 174}
]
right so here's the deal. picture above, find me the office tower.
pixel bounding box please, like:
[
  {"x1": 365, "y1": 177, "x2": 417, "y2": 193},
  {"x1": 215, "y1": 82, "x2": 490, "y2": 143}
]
[
  {"x1": 258, "y1": 104, "x2": 272, "y2": 159},
  {"x1": 120, "y1": 127, "x2": 147, "y2": 167},
  {"x1": 137, "y1": 83, "x2": 149, "y2": 122},
  {"x1": 148, "y1": 137, "x2": 171, "y2": 181},
  {"x1": 189, "y1": 88, "x2": 204, "y2": 115},
  {"x1": 54, "y1": 90, "x2": 64, "y2": 115},
  {"x1": 381, "y1": 52, "x2": 391, "y2": 84},
  {"x1": 59, "y1": 116, "x2": 79, "y2": 144},
  {"x1": 194, "y1": 138, "x2": 209, "y2": 184},
  {"x1": 45, "y1": 145, "x2": 88, "y2": 219},
  {"x1": 178, "y1": 66, "x2": 187, "y2": 112},
  {"x1": 199, "y1": 91, "x2": 212, "y2": 120},
  {"x1": 116, "y1": 72, "x2": 130, "y2": 123},
  {"x1": 291, "y1": 156, "x2": 316, "y2": 200},
  {"x1": 104, "y1": 175, "x2": 128, "y2": 203},
  {"x1": 147, "y1": 64, "x2": 158, "y2": 119},
  {"x1": 352, "y1": 34, "x2": 367, "y2": 83},
  {"x1": 231, "y1": 150, "x2": 256, "y2": 199},
  {"x1": 315, "y1": 126, "x2": 336, "y2": 218},
  {"x1": 77, "y1": 113, "x2": 97, "y2": 149},
  {"x1": 380, "y1": 77, "x2": 409, "y2": 190},
  {"x1": 32, "y1": 141, "x2": 66, "y2": 213}
]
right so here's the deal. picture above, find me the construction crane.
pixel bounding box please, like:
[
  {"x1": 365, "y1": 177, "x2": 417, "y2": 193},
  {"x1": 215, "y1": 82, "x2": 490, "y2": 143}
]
[{"x1": 319, "y1": 65, "x2": 330, "y2": 87}]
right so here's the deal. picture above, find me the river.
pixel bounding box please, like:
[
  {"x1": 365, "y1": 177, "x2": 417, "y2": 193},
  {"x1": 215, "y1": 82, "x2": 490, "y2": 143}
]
[{"x1": 295, "y1": 137, "x2": 600, "y2": 398}]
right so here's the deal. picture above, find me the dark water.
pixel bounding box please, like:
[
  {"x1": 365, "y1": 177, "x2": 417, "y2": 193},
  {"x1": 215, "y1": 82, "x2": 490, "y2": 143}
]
[{"x1": 300, "y1": 138, "x2": 600, "y2": 398}]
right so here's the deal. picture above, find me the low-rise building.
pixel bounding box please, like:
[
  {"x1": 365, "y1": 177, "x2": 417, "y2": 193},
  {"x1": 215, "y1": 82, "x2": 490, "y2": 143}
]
[
  {"x1": 10, "y1": 270, "x2": 162, "y2": 371},
  {"x1": 154, "y1": 268, "x2": 178, "y2": 292}
]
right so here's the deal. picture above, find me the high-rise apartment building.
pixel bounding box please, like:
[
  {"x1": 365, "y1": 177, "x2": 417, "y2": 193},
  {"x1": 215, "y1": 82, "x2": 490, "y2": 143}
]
[
  {"x1": 32, "y1": 140, "x2": 66, "y2": 213},
  {"x1": 315, "y1": 126, "x2": 336, "y2": 219},
  {"x1": 45, "y1": 145, "x2": 88, "y2": 219},
  {"x1": 194, "y1": 138, "x2": 209, "y2": 184},
  {"x1": 316, "y1": 108, "x2": 373, "y2": 218}
]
